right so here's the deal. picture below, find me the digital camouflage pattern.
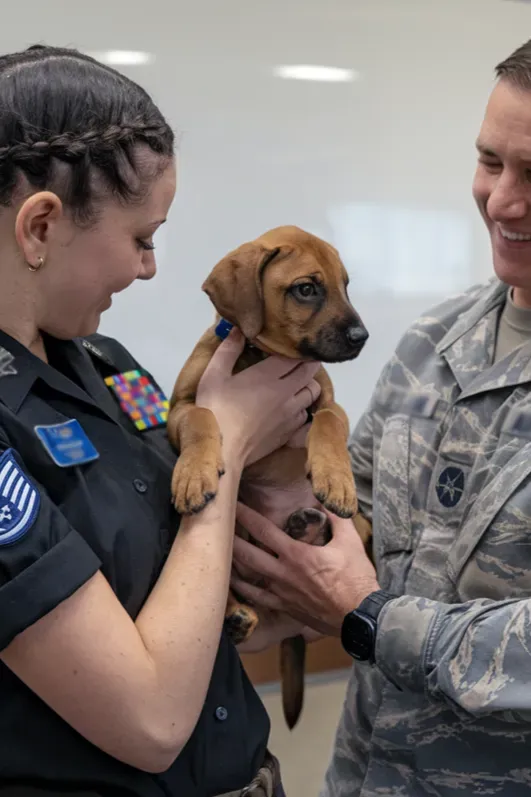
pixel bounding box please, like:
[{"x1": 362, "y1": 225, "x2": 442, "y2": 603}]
[{"x1": 321, "y1": 278, "x2": 531, "y2": 797}]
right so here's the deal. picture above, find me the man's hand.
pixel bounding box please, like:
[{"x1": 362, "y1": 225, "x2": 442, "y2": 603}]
[{"x1": 231, "y1": 504, "x2": 380, "y2": 636}]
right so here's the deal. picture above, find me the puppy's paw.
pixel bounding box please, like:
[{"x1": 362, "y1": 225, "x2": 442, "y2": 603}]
[
  {"x1": 284, "y1": 507, "x2": 332, "y2": 546},
  {"x1": 224, "y1": 605, "x2": 259, "y2": 645},
  {"x1": 308, "y1": 457, "x2": 358, "y2": 519},
  {"x1": 171, "y1": 448, "x2": 225, "y2": 515}
]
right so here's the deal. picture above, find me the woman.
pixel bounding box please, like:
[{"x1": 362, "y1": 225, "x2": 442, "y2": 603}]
[{"x1": 0, "y1": 44, "x2": 320, "y2": 796}]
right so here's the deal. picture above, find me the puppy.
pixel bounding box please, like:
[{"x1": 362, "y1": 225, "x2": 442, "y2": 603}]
[{"x1": 167, "y1": 225, "x2": 371, "y2": 729}]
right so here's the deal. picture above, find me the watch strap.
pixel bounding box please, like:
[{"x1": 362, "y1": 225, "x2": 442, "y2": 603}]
[
  {"x1": 341, "y1": 589, "x2": 399, "y2": 663},
  {"x1": 356, "y1": 589, "x2": 398, "y2": 621}
]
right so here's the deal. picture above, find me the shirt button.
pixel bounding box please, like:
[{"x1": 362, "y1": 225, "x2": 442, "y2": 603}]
[
  {"x1": 133, "y1": 478, "x2": 148, "y2": 494},
  {"x1": 215, "y1": 706, "x2": 228, "y2": 721}
]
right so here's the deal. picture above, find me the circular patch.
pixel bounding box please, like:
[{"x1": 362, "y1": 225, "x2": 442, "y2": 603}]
[{"x1": 436, "y1": 466, "x2": 465, "y2": 508}]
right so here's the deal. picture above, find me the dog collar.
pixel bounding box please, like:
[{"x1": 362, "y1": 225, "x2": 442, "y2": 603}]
[
  {"x1": 214, "y1": 318, "x2": 234, "y2": 340},
  {"x1": 214, "y1": 317, "x2": 264, "y2": 355}
]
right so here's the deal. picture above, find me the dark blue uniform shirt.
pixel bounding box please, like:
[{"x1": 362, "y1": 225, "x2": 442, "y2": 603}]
[{"x1": 0, "y1": 330, "x2": 269, "y2": 796}]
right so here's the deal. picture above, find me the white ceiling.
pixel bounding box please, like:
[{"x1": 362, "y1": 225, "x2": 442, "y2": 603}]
[{"x1": 2, "y1": 0, "x2": 530, "y2": 423}]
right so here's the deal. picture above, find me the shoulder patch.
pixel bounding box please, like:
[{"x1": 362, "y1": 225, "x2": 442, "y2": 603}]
[{"x1": 0, "y1": 449, "x2": 40, "y2": 545}]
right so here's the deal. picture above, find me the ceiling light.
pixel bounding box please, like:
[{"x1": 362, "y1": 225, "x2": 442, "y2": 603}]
[
  {"x1": 87, "y1": 50, "x2": 154, "y2": 66},
  {"x1": 273, "y1": 65, "x2": 357, "y2": 83}
]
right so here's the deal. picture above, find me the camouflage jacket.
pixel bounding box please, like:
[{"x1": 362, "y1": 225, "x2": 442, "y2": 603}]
[{"x1": 321, "y1": 278, "x2": 531, "y2": 797}]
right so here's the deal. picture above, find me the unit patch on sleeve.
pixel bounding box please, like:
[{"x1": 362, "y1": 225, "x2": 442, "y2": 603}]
[
  {"x1": 104, "y1": 370, "x2": 169, "y2": 431},
  {"x1": 0, "y1": 449, "x2": 40, "y2": 545}
]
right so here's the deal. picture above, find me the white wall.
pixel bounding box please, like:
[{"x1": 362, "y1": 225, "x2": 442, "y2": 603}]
[{"x1": 2, "y1": 0, "x2": 531, "y2": 425}]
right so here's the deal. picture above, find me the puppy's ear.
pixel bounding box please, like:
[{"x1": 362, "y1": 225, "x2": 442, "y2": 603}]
[{"x1": 202, "y1": 243, "x2": 281, "y2": 340}]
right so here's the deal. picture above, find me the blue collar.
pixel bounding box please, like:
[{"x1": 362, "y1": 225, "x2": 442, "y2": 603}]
[
  {"x1": 214, "y1": 318, "x2": 264, "y2": 356},
  {"x1": 214, "y1": 318, "x2": 234, "y2": 340}
]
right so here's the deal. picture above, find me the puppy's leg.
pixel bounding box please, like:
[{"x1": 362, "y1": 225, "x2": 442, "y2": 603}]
[
  {"x1": 167, "y1": 331, "x2": 226, "y2": 515},
  {"x1": 306, "y1": 367, "x2": 358, "y2": 519},
  {"x1": 354, "y1": 512, "x2": 374, "y2": 559},
  {"x1": 224, "y1": 520, "x2": 261, "y2": 644},
  {"x1": 168, "y1": 403, "x2": 225, "y2": 514},
  {"x1": 280, "y1": 507, "x2": 331, "y2": 731},
  {"x1": 224, "y1": 589, "x2": 260, "y2": 645}
]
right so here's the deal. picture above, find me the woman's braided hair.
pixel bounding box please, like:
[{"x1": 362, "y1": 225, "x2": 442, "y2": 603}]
[{"x1": 0, "y1": 44, "x2": 175, "y2": 222}]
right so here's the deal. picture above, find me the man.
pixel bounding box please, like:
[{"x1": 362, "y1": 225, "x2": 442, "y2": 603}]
[{"x1": 231, "y1": 38, "x2": 531, "y2": 797}]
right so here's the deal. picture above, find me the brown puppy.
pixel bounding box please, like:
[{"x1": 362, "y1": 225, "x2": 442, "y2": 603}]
[{"x1": 167, "y1": 225, "x2": 371, "y2": 728}]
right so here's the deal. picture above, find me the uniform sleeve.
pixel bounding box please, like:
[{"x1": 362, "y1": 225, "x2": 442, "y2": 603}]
[
  {"x1": 375, "y1": 594, "x2": 531, "y2": 720},
  {"x1": 0, "y1": 435, "x2": 102, "y2": 650}
]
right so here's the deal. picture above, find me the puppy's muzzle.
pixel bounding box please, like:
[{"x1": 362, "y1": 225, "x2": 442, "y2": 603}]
[
  {"x1": 345, "y1": 324, "x2": 369, "y2": 356},
  {"x1": 298, "y1": 317, "x2": 369, "y2": 363}
]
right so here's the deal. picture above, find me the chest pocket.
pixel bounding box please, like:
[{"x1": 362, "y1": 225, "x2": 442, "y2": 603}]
[
  {"x1": 373, "y1": 386, "x2": 447, "y2": 558},
  {"x1": 448, "y1": 405, "x2": 531, "y2": 601}
]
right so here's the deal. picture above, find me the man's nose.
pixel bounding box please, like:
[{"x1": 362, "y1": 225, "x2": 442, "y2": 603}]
[{"x1": 488, "y1": 174, "x2": 529, "y2": 220}]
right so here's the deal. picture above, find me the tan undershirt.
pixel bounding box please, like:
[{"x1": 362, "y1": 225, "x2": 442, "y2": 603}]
[{"x1": 493, "y1": 289, "x2": 531, "y2": 363}]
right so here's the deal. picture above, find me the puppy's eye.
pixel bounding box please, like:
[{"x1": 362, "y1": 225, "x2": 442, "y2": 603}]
[{"x1": 291, "y1": 283, "x2": 318, "y2": 301}]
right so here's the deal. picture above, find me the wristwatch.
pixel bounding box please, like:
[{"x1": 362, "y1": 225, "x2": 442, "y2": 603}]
[{"x1": 341, "y1": 590, "x2": 398, "y2": 663}]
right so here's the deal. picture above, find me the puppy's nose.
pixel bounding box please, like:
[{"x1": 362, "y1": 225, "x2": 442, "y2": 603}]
[{"x1": 346, "y1": 325, "x2": 369, "y2": 349}]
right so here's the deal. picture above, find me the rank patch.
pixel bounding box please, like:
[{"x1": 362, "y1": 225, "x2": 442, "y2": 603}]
[{"x1": 0, "y1": 449, "x2": 40, "y2": 545}]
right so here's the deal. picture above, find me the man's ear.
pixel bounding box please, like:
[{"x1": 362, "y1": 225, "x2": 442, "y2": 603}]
[{"x1": 202, "y1": 243, "x2": 282, "y2": 340}]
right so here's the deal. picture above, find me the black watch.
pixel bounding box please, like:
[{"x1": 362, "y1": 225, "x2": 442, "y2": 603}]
[{"x1": 341, "y1": 590, "x2": 398, "y2": 663}]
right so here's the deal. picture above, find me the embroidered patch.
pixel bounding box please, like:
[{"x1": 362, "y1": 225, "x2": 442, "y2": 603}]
[
  {"x1": 0, "y1": 449, "x2": 40, "y2": 545},
  {"x1": 436, "y1": 466, "x2": 465, "y2": 508},
  {"x1": 0, "y1": 347, "x2": 16, "y2": 378},
  {"x1": 104, "y1": 370, "x2": 169, "y2": 431}
]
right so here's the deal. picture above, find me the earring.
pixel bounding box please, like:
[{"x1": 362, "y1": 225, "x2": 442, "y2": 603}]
[{"x1": 28, "y1": 256, "x2": 44, "y2": 272}]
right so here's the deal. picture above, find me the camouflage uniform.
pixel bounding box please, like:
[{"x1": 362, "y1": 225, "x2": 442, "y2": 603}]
[{"x1": 321, "y1": 278, "x2": 531, "y2": 797}]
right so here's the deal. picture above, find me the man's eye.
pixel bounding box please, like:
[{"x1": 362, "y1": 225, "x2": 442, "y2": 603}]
[{"x1": 479, "y1": 158, "x2": 502, "y2": 173}]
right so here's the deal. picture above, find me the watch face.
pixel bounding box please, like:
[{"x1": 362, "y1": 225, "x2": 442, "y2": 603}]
[{"x1": 341, "y1": 612, "x2": 377, "y2": 661}]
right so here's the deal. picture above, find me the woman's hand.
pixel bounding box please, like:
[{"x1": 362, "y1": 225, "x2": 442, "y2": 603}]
[
  {"x1": 231, "y1": 504, "x2": 380, "y2": 636},
  {"x1": 196, "y1": 328, "x2": 321, "y2": 467}
]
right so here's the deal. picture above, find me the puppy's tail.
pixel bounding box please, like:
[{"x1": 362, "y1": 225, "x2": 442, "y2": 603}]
[{"x1": 280, "y1": 634, "x2": 306, "y2": 730}]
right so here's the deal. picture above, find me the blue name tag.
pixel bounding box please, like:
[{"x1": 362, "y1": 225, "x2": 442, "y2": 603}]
[{"x1": 34, "y1": 419, "x2": 100, "y2": 467}]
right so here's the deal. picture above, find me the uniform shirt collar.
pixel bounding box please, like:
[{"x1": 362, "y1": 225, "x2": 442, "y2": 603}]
[
  {"x1": 0, "y1": 330, "x2": 42, "y2": 413},
  {"x1": 0, "y1": 330, "x2": 113, "y2": 416},
  {"x1": 435, "y1": 278, "x2": 508, "y2": 357}
]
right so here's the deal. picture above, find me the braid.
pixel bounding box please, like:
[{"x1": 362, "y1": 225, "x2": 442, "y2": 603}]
[
  {"x1": 0, "y1": 122, "x2": 170, "y2": 166},
  {"x1": 0, "y1": 43, "x2": 175, "y2": 221}
]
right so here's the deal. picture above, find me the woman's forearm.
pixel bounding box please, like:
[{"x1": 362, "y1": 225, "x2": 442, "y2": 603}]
[{"x1": 135, "y1": 461, "x2": 242, "y2": 743}]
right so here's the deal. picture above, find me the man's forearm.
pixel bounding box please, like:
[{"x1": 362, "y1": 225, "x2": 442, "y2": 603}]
[{"x1": 376, "y1": 594, "x2": 531, "y2": 720}]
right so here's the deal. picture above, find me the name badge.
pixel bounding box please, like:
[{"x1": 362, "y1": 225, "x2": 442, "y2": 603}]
[{"x1": 34, "y1": 419, "x2": 100, "y2": 467}]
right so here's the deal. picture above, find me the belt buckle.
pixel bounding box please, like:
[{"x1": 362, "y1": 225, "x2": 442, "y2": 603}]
[
  {"x1": 241, "y1": 769, "x2": 274, "y2": 797},
  {"x1": 241, "y1": 783, "x2": 258, "y2": 797}
]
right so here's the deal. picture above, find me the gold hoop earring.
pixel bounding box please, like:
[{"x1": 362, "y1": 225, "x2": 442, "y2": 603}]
[{"x1": 28, "y1": 256, "x2": 44, "y2": 272}]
